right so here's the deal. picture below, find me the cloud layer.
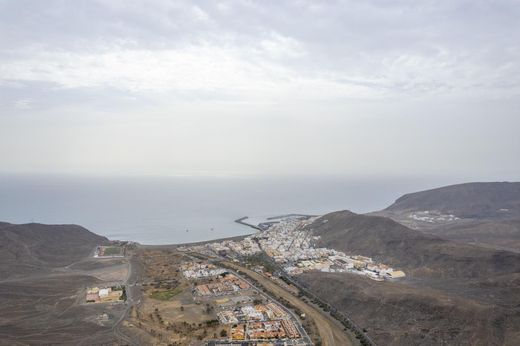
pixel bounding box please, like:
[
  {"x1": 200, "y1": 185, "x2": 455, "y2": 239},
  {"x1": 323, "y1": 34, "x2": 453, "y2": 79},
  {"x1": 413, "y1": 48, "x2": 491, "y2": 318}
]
[
  {"x1": 2, "y1": 0, "x2": 519, "y2": 100},
  {"x1": 0, "y1": 0, "x2": 519, "y2": 178}
]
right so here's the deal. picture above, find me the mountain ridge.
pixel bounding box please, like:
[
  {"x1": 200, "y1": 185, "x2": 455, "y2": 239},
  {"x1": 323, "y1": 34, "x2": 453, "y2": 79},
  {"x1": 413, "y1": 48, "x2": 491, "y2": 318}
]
[
  {"x1": 308, "y1": 209, "x2": 520, "y2": 278},
  {"x1": 385, "y1": 181, "x2": 520, "y2": 219},
  {"x1": 0, "y1": 222, "x2": 108, "y2": 279},
  {"x1": 374, "y1": 181, "x2": 520, "y2": 251}
]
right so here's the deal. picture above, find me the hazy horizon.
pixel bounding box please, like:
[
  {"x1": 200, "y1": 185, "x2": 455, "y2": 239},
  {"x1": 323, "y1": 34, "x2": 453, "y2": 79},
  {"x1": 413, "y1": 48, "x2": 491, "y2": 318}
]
[{"x1": 0, "y1": 174, "x2": 479, "y2": 244}]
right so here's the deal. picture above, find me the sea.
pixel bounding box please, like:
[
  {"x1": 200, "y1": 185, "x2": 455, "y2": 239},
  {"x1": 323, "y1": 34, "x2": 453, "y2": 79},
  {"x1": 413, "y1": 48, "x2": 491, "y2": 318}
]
[{"x1": 0, "y1": 175, "x2": 456, "y2": 245}]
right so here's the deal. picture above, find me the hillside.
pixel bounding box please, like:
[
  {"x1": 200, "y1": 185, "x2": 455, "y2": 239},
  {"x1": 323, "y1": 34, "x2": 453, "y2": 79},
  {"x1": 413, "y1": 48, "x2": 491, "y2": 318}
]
[
  {"x1": 0, "y1": 222, "x2": 126, "y2": 345},
  {"x1": 374, "y1": 182, "x2": 520, "y2": 251},
  {"x1": 0, "y1": 222, "x2": 108, "y2": 279},
  {"x1": 427, "y1": 219, "x2": 520, "y2": 252},
  {"x1": 300, "y1": 210, "x2": 520, "y2": 345},
  {"x1": 300, "y1": 271, "x2": 520, "y2": 346},
  {"x1": 384, "y1": 182, "x2": 520, "y2": 219},
  {"x1": 308, "y1": 210, "x2": 520, "y2": 278}
]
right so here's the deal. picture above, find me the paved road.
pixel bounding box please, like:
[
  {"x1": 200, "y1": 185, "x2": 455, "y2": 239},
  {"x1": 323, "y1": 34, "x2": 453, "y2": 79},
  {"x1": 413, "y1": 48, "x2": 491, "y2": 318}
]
[
  {"x1": 228, "y1": 269, "x2": 312, "y2": 345},
  {"x1": 224, "y1": 262, "x2": 355, "y2": 346},
  {"x1": 112, "y1": 254, "x2": 143, "y2": 346}
]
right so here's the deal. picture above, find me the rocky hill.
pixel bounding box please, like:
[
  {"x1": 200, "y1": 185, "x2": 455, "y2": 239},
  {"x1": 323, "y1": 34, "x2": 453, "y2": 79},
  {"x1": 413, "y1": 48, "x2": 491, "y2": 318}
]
[
  {"x1": 300, "y1": 271, "x2": 520, "y2": 346},
  {"x1": 372, "y1": 182, "x2": 520, "y2": 251},
  {"x1": 300, "y1": 210, "x2": 520, "y2": 345},
  {"x1": 0, "y1": 222, "x2": 108, "y2": 279},
  {"x1": 308, "y1": 210, "x2": 520, "y2": 278},
  {"x1": 384, "y1": 182, "x2": 520, "y2": 219},
  {"x1": 0, "y1": 222, "x2": 124, "y2": 345}
]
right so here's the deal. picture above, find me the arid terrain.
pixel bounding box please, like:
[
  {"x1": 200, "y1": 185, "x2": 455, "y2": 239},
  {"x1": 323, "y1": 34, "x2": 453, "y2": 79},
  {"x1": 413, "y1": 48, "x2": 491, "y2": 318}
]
[
  {"x1": 294, "y1": 182, "x2": 520, "y2": 345},
  {"x1": 374, "y1": 182, "x2": 520, "y2": 251},
  {"x1": 1, "y1": 182, "x2": 520, "y2": 346},
  {"x1": 118, "y1": 246, "x2": 353, "y2": 345},
  {"x1": 117, "y1": 247, "x2": 227, "y2": 345},
  {"x1": 0, "y1": 223, "x2": 132, "y2": 345}
]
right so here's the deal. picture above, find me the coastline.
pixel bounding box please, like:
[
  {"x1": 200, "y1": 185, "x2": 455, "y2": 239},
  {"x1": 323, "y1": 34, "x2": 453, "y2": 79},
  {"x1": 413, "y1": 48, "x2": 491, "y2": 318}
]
[
  {"x1": 139, "y1": 213, "x2": 319, "y2": 248},
  {"x1": 137, "y1": 233, "x2": 253, "y2": 249}
]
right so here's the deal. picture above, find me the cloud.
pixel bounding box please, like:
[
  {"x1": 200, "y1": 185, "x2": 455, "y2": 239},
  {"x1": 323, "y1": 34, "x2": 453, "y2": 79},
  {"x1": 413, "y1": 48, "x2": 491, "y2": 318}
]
[
  {"x1": 259, "y1": 32, "x2": 306, "y2": 59},
  {"x1": 2, "y1": 42, "x2": 517, "y2": 102},
  {"x1": 13, "y1": 98, "x2": 32, "y2": 110},
  {"x1": 0, "y1": 0, "x2": 518, "y2": 103},
  {"x1": 0, "y1": 0, "x2": 519, "y2": 177},
  {"x1": 0, "y1": 41, "x2": 385, "y2": 101}
]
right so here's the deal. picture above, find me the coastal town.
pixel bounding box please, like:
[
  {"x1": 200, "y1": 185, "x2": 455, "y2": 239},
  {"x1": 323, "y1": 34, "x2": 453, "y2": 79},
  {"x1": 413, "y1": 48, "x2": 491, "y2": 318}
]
[
  {"x1": 86, "y1": 215, "x2": 403, "y2": 344},
  {"x1": 86, "y1": 215, "x2": 403, "y2": 345},
  {"x1": 183, "y1": 215, "x2": 405, "y2": 281}
]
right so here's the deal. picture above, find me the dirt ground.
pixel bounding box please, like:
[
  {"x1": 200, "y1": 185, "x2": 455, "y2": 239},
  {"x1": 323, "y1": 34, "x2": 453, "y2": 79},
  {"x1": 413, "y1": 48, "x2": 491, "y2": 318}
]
[
  {"x1": 121, "y1": 248, "x2": 227, "y2": 346},
  {"x1": 0, "y1": 263, "x2": 128, "y2": 345}
]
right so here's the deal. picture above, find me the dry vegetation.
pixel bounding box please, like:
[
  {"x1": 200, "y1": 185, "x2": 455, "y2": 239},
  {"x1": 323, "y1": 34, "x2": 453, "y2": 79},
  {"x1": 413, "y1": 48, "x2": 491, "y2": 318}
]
[{"x1": 121, "y1": 248, "x2": 226, "y2": 345}]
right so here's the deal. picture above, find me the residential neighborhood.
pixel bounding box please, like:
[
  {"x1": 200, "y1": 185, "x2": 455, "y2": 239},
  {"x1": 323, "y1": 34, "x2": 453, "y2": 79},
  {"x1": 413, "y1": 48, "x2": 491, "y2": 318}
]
[{"x1": 180, "y1": 260, "x2": 310, "y2": 344}]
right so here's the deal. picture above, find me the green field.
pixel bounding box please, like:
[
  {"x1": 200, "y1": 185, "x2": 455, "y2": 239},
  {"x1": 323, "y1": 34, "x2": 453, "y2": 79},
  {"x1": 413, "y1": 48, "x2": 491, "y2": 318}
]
[
  {"x1": 150, "y1": 287, "x2": 183, "y2": 301},
  {"x1": 102, "y1": 246, "x2": 122, "y2": 256}
]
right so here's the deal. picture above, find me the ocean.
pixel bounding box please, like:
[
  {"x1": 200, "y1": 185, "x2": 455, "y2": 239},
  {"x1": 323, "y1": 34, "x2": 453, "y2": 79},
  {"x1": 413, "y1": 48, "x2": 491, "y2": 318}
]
[{"x1": 0, "y1": 175, "x2": 454, "y2": 244}]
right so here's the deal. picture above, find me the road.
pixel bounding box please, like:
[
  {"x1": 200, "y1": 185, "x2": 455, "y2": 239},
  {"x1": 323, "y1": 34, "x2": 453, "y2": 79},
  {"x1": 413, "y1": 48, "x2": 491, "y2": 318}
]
[
  {"x1": 111, "y1": 254, "x2": 144, "y2": 346},
  {"x1": 223, "y1": 261, "x2": 355, "y2": 346},
  {"x1": 228, "y1": 269, "x2": 312, "y2": 345}
]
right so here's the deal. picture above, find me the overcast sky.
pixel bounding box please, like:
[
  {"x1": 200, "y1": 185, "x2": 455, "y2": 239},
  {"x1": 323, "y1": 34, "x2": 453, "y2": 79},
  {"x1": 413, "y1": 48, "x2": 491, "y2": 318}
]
[{"x1": 1, "y1": 0, "x2": 519, "y2": 180}]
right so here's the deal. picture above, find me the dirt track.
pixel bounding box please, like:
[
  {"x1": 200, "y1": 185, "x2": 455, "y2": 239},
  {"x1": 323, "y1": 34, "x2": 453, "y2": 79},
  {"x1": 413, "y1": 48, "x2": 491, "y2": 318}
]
[{"x1": 224, "y1": 262, "x2": 355, "y2": 346}]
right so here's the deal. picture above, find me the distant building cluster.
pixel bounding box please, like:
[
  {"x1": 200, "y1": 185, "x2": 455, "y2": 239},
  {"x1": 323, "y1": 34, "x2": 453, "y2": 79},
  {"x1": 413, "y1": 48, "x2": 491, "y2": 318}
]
[
  {"x1": 284, "y1": 254, "x2": 405, "y2": 280},
  {"x1": 206, "y1": 238, "x2": 262, "y2": 257},
  {"x1": 230, "y1": 319, "x2": 300, "y2": 341},
  {"x1": 260, "y1": 219, "x2": 405, "y2": 280},
  {"x1": 408, "y1": 210, "x2": 459, "y2": 223},
  {"x1": 190, "y1": 215, "x2": 406, "y2": 281},
  {"x1": 194, "y1": 273, "x2": 250, "y2": 296},
  {"x1": 181, "y1": 262, "x2": 226, "y2": 279},
  {"x1": 217, "y1": 302, "x2": 288, "y2": 324}
]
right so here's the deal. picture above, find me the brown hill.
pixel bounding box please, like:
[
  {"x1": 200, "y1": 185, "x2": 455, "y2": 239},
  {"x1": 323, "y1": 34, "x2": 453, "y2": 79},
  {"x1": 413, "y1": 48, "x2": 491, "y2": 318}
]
[
  {"x1": 300, "y1": 271, "x2": 520, "y2": 346},
  {"x1": 385, "y1": 182, "x2": 520, "y2": 219},
  {"x1": 433, "y1": 219, "x2": 520, "y2": 252},
  {"x1": 0, "y1": 222, "x2": 122, "y2": 345},
  {"x1": 0, "y1": 222, "x2": 108, "y2": 279},
  {"x1": 300, "y1": 210, "x2": 520, "y2": 345},
  {"x1": 308, "y1": 210, "x2": 520, "y2": 278},
  {"x1": 374, "y1": 182, "x2": 520, "y2": 251}
]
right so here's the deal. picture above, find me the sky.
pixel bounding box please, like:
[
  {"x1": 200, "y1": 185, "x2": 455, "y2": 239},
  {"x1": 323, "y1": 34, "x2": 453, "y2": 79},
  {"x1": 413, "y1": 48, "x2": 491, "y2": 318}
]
[{"x1": 1, "y1": 0, "x2": 519, "y2": 180}]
